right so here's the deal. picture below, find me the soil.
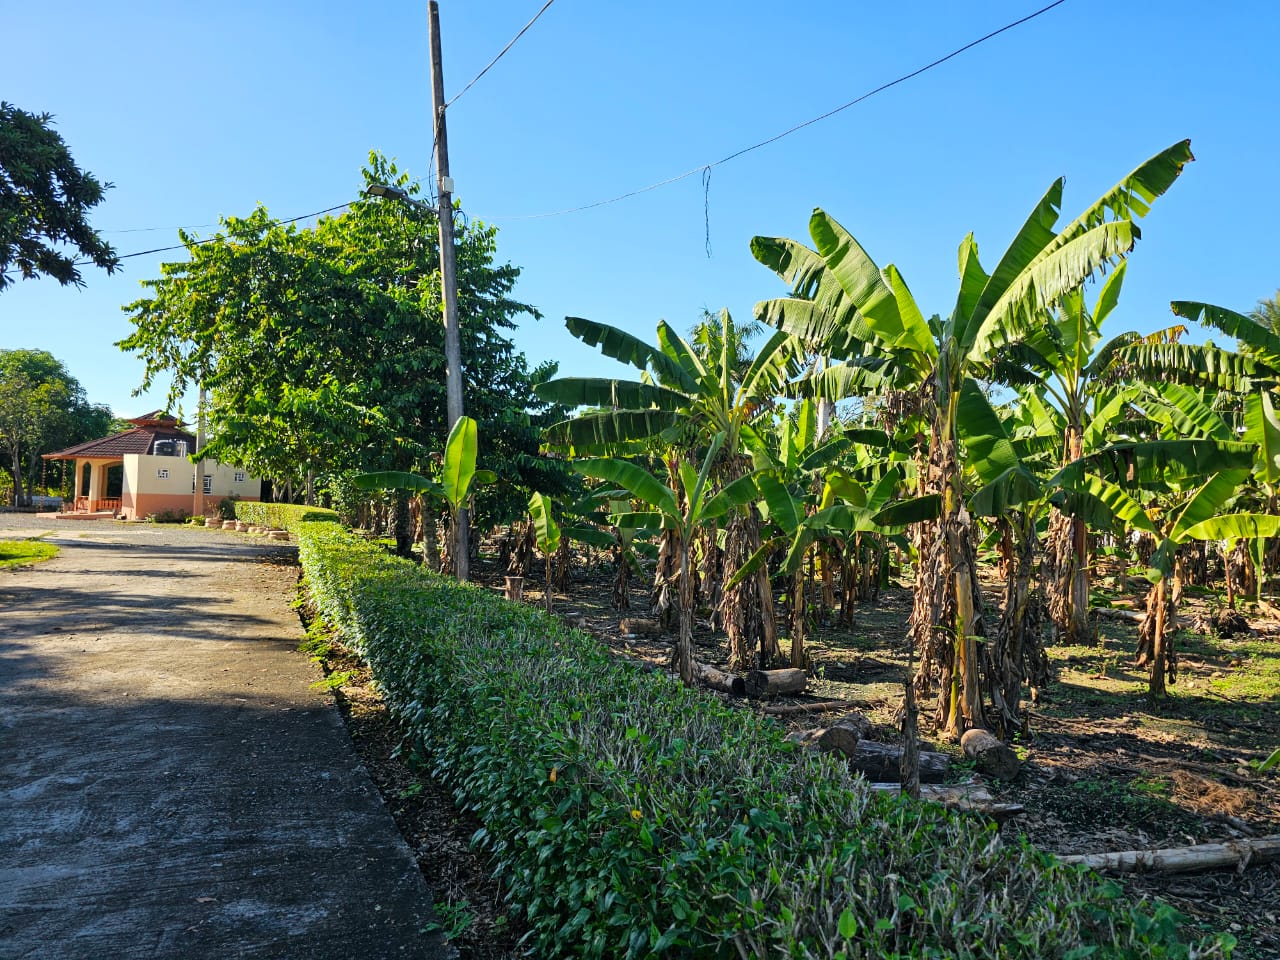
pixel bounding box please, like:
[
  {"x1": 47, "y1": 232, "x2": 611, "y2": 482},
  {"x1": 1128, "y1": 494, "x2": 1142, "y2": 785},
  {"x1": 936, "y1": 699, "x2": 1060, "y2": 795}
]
[{"x1": 315, "y1": 543, "x2": 1279, "y2": 959}]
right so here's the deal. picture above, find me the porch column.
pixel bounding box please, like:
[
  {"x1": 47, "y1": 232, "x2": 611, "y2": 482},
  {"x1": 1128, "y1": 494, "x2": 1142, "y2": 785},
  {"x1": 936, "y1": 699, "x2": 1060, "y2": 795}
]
[{"x1": 87, "y1": 461, "x2": 102, "y2": 507}]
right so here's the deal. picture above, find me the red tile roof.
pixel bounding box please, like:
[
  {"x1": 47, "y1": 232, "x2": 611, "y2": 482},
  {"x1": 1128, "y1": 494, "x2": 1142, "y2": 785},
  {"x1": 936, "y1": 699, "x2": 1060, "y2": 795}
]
[{"x1": 43, "y1": 425, "x2": 197, "y2": 460}]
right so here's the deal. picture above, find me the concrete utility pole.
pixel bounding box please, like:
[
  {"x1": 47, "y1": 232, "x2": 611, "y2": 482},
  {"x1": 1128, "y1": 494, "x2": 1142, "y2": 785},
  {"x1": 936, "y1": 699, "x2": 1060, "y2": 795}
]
[{"x1": 428, "y1": 0, "x2": 469, "y2": 581}]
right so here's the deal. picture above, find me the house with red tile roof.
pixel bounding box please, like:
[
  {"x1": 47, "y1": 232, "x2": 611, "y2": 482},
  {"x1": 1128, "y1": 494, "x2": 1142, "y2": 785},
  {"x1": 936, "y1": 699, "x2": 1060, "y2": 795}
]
[{"x1": 42, "y1": 412, "x2": 261, "y2": 519}]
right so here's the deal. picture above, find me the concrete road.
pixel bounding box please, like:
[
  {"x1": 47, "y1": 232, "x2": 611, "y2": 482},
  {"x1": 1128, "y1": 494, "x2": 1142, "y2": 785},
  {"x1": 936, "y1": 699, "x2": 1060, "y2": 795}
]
[{"x1": 0, "y1": 518, "x2": 446, "y2": 959}]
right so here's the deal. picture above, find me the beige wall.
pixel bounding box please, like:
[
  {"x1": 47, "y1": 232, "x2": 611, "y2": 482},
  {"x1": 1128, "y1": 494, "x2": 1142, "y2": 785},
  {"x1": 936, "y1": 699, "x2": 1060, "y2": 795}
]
[{"x1": 121, "y1": 455, "x2": 262, "y2": 519}]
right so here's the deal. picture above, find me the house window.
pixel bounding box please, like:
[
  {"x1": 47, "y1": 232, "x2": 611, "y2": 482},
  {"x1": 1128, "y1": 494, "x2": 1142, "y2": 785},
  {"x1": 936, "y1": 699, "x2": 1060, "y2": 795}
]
[
  {"x1": 157, "y1": 468, "x2": 169, "y2": 479},
  {"x1": 234, "y1": 471, "x2": 246, "y2": 483},
  {"x1": 203, "y1": 475, "x2": 213, "y2": 495}
]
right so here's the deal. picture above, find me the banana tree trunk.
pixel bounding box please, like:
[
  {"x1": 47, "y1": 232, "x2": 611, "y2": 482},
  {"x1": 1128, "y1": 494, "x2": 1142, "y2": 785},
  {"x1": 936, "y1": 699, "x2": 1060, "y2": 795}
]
[
  {"x1": 722, "y1": 509, "x2": 780, "y2": 671},
  {"x1": 611, "y1": 545, "x2": 631, "y2": 610},
  {"x1": 392, "y1": 490, "x2": 414, "y2": 559},
  {"x1": 1045, "y1": 427, "x2": 1092, "y2": 644},
  {"x1": 989, "y1": 514, "x2": 1048, "y2": 740},
  {"x1": 652, "y1": 528, "x2": 679, "y2": 629},
  {"x1": 909, "y1": 383, "x2": 986, "y2": 740},
  {"x1": 544, "y1": 552, "x2": 554, "y2": 614},
  {"x1": 421, "y1": 503, "x2": 442, "y2": 572},
  {"x1": 790, "y1": 568, "x2": 807, "y2": 669},
  {"x1": 675, "y1": 537, "x2": 695, "y2": 685}
]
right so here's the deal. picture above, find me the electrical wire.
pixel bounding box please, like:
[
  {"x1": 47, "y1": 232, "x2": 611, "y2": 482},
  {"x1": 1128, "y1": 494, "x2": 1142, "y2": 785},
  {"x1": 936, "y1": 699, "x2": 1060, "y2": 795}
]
[
  {"x1": 445, "y1": 0, "x2": 557, "y2": 109},
  {"x1": 109, "y1": 202, "x2": 353, "y2": 261},
  {"x1": 489, "y1": 0, "x2": 1070, "y2": 221}
]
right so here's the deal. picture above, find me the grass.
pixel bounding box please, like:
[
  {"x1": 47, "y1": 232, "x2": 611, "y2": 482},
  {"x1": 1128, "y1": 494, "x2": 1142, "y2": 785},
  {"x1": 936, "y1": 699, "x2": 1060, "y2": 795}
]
[{"x1": 0, "y1": 538, "x2": 58, "y2": 569}]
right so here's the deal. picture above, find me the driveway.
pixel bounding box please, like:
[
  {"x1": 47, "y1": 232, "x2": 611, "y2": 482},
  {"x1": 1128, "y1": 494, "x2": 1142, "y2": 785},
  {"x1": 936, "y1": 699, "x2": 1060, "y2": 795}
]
[{"x1": 0, "y1": 517, "x2": 446, "y2": 959}]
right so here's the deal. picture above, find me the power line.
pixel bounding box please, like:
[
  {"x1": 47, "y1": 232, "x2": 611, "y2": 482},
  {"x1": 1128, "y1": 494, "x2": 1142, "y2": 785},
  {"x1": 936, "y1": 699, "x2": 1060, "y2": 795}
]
[
  {"x1": 110, "y1": 203, "x2": 353, "y2": 261},
  {"x1": 489, "y1": 0, "x2": 1070, "y2": 221},
  {"x1": 445, "y1": 0, "x2": 557, "y2": 109}
]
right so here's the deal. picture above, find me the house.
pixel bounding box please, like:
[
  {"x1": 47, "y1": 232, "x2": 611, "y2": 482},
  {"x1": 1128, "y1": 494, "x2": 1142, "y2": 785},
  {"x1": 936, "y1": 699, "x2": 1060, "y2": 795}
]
[{"x1": 42, "y1": 412, "x2": 262, "y2": 519}]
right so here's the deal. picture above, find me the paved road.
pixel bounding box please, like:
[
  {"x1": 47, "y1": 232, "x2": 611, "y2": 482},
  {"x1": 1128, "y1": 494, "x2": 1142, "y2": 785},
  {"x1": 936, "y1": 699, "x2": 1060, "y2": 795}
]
[{"x1": 0, "y1": 518, "x2": 446, "y2": 959}]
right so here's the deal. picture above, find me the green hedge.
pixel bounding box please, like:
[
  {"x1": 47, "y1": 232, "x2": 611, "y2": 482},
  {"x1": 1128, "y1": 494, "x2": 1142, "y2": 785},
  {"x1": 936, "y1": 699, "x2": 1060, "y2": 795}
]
[
  {"x1": 233, "y1": 501, "x2": 338, "y2": 532},
  {"x1": 297, "y1": 521, "x2": 1230, "y2": 959}
]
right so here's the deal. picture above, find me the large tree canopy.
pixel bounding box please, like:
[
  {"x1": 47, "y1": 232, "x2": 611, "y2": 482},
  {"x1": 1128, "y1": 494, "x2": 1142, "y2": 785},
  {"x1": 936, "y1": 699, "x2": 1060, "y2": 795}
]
[
  {"x1": 118, "y1": 153, "x2": 569, "y2": 524},
  {"x1": 0, "y1": 349, "x2": 113, "y2": 505},
  {"x1": 0, "y1": 102, "x2": 119, "y2": 291}
]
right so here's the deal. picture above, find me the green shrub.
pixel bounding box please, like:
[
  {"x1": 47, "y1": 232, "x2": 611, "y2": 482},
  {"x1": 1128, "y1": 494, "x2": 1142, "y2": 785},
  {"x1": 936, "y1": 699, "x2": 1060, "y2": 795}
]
[
  {"x1": 233, "y1": 501, "x2": 338, "y2": 533},
  {"x1": 297, "y1": 521, "x2": 1232, "y2": 960}
]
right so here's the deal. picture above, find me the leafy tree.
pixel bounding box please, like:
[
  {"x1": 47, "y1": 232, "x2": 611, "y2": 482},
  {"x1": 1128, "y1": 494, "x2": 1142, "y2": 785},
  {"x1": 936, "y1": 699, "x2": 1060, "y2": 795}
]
[
  {"x1": 0, "y1": 102, "x2": 118, "y2": 290},
  {"x1": 0, "y1": 349, "x2": 111, "y2": 504},
  {"x1": 119, "y1": 154, "x2": 569, "y2": 528}
]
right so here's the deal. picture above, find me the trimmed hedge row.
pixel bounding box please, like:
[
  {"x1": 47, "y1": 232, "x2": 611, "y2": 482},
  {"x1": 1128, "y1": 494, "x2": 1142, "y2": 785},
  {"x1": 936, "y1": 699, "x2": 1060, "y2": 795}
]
[
  {"x1": 233, "y1": 501, "x2": 338, "y2": 532},
  {"x1": 297, "y1": 521, "x2": 1229, "y2": 959}
]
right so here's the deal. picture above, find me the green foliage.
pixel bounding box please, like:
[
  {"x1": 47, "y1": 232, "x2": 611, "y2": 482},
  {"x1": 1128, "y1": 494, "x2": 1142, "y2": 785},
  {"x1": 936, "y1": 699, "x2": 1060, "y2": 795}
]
[
  {"x1": 0, "y1": 101, "x2": 119, "y2": 290},
  {"x1": 118, "y1": 154, "x2": 571, "y2": 526},
  {"x1": 296, "y1": 521, "x2": 1229, "y2": 959},
  {"x1": 0, "y1": 538, "x2": 58, "y2": 568},
  {"x1": 0, "y1": 349, "x2": 113, "y2": 506},
  {"x1": 232, "y1": 501, "x2": 338, "y2": 532}
]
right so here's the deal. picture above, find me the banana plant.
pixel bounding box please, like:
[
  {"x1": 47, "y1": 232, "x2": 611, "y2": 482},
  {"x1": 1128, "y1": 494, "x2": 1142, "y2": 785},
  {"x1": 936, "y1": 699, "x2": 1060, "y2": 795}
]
[
  {"x1": 753, "y1": 141, "x2": 1195, "y2": 738},
  {"x1": 572, "y1": 433, "x2": 761, "y2": 685},
  {"x1": 536, "y1": 309, "x2": 801, "y2": 669},
  {"x1": 354, "y1": 416, "x2": 494, "y2": 579},
  {"x1": 1050, "y1": 431, "x2": 1266, "y2": 698},
  {"x1": 528, "y1": 491, "x2": 560, "y2": 612}
]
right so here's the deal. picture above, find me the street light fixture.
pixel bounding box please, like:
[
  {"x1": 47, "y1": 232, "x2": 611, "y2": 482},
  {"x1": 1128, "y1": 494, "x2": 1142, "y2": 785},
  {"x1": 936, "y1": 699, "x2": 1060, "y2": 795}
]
[
  {"x1": 364, "y1": 183, "x2": 438, "y2": 217},
  {"x1": 366, "y1": 179, "x2": 469, "y2": 579}
]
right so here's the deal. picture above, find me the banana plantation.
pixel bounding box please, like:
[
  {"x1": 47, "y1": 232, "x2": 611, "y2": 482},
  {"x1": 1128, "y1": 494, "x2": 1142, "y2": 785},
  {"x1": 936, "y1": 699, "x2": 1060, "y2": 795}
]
[{"x1": 517, "y1": 140, "x2": 1276, "y2": 729}]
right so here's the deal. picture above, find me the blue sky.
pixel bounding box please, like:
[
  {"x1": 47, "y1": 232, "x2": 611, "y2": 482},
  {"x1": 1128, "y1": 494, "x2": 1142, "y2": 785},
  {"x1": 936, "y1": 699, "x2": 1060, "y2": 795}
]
[{"x1": 3, "y1": 0, "x2": 1278, "y2": 417}]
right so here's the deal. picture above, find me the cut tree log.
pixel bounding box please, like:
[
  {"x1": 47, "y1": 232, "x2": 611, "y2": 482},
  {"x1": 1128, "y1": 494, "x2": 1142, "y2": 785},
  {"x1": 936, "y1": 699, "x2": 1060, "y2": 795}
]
[
  {"x1": 696, "y1": 662, "x2": 746, "y2": 696},
  {"x1": 761, "y1": 699, "x2": 863, "y2": 716},
  {"x1": 1092, "y1": 606, "x2": 1144, "y2": 624},
  {"x1": 1058, "y1": 836, "x2": 1280, "y2": 875},
  {"x1": 745, "y1": 668, "x2": 807, "y2": 699},
  {"x1": 784, "y1": 712, "x2": 872, "y2": 758},
  {"x1": 621, "y1": 617, "x2": 662, "y2": 636},
  {"x1": 850, "y1": 740, "x2": 948, "y2": 784},
  {"x1": 870, "y1": 782, "x2": 1025, "y2": 822},
  {"x1": 960, "y1": 728, "x2": 1021, "y2": 781},
  {"x1": 504, "y1": 576, "x2": 524, "y2": 602}
]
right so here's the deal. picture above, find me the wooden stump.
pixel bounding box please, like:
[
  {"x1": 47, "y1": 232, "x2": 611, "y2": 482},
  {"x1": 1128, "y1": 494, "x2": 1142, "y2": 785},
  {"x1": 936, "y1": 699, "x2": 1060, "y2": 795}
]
[
  {"x1": 785, "y1": 712, "x2": 872, "y2": 758},
  {"x1": 849, "y1": 741, "x2": 949, "y2": 783},
  {"x1": 268, "y1": 530, "x2": 290, "y2": 541},
  {"x1": 745, "y1": 668, "x2": 807, "y2": 699},
  {"x1": 204, "y1": 518, "x2": 223, "y2": 529},
  {"x1": 960, "y1": 728, "x2": 1021, "y2": 781},
  {"x1": 696, "y1": 662, "x2": 746, "y2": 696},
  {"x1": 504, "y1": 576, "x2": 524, "y2": 602}
]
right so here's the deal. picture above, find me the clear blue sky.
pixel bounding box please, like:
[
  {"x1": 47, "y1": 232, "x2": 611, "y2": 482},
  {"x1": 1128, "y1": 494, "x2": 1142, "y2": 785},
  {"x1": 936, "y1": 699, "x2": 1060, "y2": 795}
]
[{"x1": 3, "y1": 0, "x2": 1277, "y2": 417}]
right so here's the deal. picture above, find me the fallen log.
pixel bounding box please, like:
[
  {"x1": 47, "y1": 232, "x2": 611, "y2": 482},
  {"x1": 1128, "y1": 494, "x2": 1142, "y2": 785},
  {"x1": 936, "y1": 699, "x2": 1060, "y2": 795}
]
[
  {"x1": 1091, "y1": 606, "x2": 1144, "y2": 623},
  {"x1": 696, "y1": 662, "x2": 746, "y2": 696},
  {"x1": 745, "y1": 668, "x2": 807, "y2": 699},
  {"x1": 960, "y1": 728, "x2": 1021, "y2": 781},
  {"x1": 870, "y1": 782, "x2": 1025, "y2": 822},
  {"x1": 851, "y1": 740, "x2": 948, "y2": 784},
  {"x1": 761, "y1": 699, "x2": 860, "y2": 716},
  {"x1": 1058, "y1": 836, "x2": 1280, "y2": 875},
  {"x1": 785, "y1": 712, "x2": 872, "y2": 758},
  {"x1": 620, "y1": 617, "x2": 663, "y2": 636}
]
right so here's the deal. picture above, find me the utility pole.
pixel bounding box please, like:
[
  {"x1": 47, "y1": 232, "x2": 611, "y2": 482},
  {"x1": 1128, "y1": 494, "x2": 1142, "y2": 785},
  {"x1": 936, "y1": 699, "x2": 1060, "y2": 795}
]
[{"x1": 428, "y1": 0, "x2": 469, "y2": 581}]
